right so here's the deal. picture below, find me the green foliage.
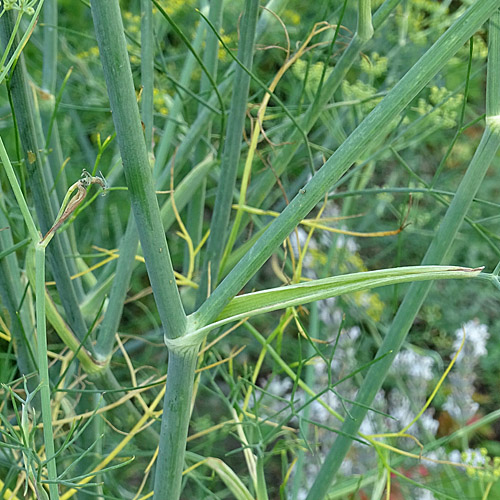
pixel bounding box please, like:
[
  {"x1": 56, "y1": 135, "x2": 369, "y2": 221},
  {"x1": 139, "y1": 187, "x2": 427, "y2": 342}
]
[{"x1": 0, "y1": 1, "x2": 500, "y2": 499}]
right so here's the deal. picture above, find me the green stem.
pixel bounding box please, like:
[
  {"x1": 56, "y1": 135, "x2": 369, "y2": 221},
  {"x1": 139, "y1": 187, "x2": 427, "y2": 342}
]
[
  {"x1": 197, "y1": 0, "x2": 259, "y2": 303},
  {"x1": 35, "y1": 243, "x2": 59, "y2": 500},
  {"x1": 153, "y1": 348, "x2": 199, "y2": 500},
  {"x1": 0, "y1": 8, "x2": 22, "y2": 70},
  {"x1": 357, "y1": 0, "x2": 374, "y2": 41},
  {"x1": 90, "y1": 0, "x2": 186, "y2": 339},
  {"x1": 183, "y1": 0, "x2": 223, "y2": 278},
  {"x1": 0, "y1": 137, "x2": 39, "y2": 242},
  {"x1": 40, "y1": 1, "x2": 78, "y2": 284},
  {"x1": 42, "y1": 0, "x2": 58, "y2": 92},
  {"x1": 256, "y1": 454, "x2": 270, "y2": 500},
  {"x1": 0, "y1": 201, "x2": 36, "y2": 381},
  {"x1": 94, "y1": 216, "x2": 139, "y2": 361},
  {"x1": 160, "y1": 156, "x2": 217, "y2": 230},
  {"x1": 306, "y1": 9, "x2": 500, "y2": 499},
  {"x1": 153, "y1": 8, "x2": 206, "y2": 179},
  {"x1": 0, "y1": 9, "x2": 89, "y2": 343},
  {"x1": 141, "y1": 0, "x2": 154, "y2": 151},
  {"x1": 91, "y1": 0, "x2": 154, "y2": 363},
  {"x1": 291, "y1": 303, "x2": 319, "y2": 498},
  {"x1": 0, "y1": 0, "x2": 45, "y2": 84}
]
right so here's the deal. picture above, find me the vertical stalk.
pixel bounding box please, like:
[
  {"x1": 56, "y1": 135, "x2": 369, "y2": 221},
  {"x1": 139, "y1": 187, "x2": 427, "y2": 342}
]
[
  {"x1": 153, "y1": 348, "x2": 199, "y2": 500},
  {"x1": 358, "y1": 0, "x2": 374, "y2": 41},
  {"x1": 42, "y1": 0, "x2": 57, "y2": 92},
  {"x1": 1, "y1": 138, "x2": 58, "y2": 498},
  {"x1": 290, "y1": 302, "x2": 319, "y2": 498},
  {"x1": 183, "y1": 0, "x2": 223, "y2": 278},
  {"x1": 40, "y1": 0, "x2": 84, "y2": 302},
  {"x1": 94, "y1": 216, "x2": 138, "y2": 360},
  {"x1": 197, "y1": 0, "x2": 260, "y2": 303},
  {"x1": 0, "y1": 140, "x2": 37, "y2": 382},
  {"x1": 0, "y1": 9, "x2": 89, "y2": 343},
  {"x1": 90, "y1": 0, "x2": 186, "y2": 339},
  {"x1": 306, "y1": 9, "x2": 500, "y2": 499},
  {"x1": 141, "y1": 0, "x2": 154, "y2": 151},
  {"x1": 153, "y1": 12, "x2": 205, "y2": 179},
  {"x1": 90, "y1": 5, "x2": 197, "y2": 489},
  {"x1": 35, "y1": 242, "x2": 59, "y2": 500}
]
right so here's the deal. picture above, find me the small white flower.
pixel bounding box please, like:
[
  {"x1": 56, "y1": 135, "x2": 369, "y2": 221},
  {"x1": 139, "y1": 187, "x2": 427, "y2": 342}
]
[
  {"x1": 388, "y1": 390, "x2": 413, "y2": 428},
  {"x1": 359, "y1": 415, "x2": 376, "y2": 435},
  {"x1": 443, "y1": 394, "x2": 478, "y2": 422},
  {"x1": 267, "y1": 376, "x2": 292, "y2": 397},
  {"x1": 392, "y1": 349, "x2": 434, "y2": 381},
  {"x1": 418, "y1": 489, "x2": 437, "y2": 500},
  {"x1": 449, "y1": 448, "x2": 486, "y2": 467},
  {"x1": 419, "y1": 410, "x2": 439, "y2": 436},
  {"x1": 453, "y1": 319, "x2": 489, "y2": 362},
  {"x1": 448, "y1": 449, "x2": 462, "y2": 464}
]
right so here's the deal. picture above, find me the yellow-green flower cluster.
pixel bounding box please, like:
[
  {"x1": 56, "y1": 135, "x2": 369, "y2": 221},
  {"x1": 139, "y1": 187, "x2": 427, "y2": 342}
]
[
  {"x1": 360, "y1": 52, "x2": 388, "y2": 78},
  {"x1": 1, "y1": 0, "x2": 36, "y2": 15},
  {"x1": 76, "y1": 46, "x2": 100, "y2": 60},
  {"x1": 292, "y1": 60, "x2": 333, "y2": 96},
  {"x1": 411, "y1": 0, "x2": 444, "y2": 14},
  {"x1": 153, "y1": 87, "x2": 169, "y2": 116},
  {"x1": 217, "y1": 29, "x2": 235, "y2": 62},
  {"x1": 415, "y1": 86, "x2": 463, "y2": 129},
  {"x1": 123, "y1": 10, "x2": 141, "y2": 35},
  {"x1": 282, "y1": 9, "x2": 301, "y2": 26},
  {"x1": 156, "y1": 0, "x2": 196, "y2": 17},
  {"x1": 464, "y1": 448, "x2": 500, "y2": 482},
  {"x1": 341, "y1": 80, "x2": 382, "y2": 113}
]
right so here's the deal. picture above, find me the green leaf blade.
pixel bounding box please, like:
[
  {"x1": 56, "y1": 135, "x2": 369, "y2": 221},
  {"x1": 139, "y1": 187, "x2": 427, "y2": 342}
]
[{"x1": 213, "y1": 266, "x2": 482, "y2": 327}]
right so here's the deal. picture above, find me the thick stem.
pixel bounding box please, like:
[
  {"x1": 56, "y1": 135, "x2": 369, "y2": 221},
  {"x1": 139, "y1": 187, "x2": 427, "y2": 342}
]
[
  {"x1": 357, "y1": 0, "x2": 374, "y2": 41},
  {"x1": 153, "y1": 348, "x2": 199, "y2": 500},
  {"x1": 90, "y1": 0, "x2": 187, "y2": 339}
]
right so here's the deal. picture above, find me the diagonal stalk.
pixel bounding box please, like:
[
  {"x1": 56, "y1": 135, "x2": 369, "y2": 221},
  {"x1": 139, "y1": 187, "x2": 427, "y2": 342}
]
[
  {"x1": 94, "y1": 0, "x2": 155, "y2": 363},
  {"x1": 192, "y1": 0, "x2": 499, "y2": 330},
  {"x1": 306, "y1": 8, "x2": 500, "y2": 499}
]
